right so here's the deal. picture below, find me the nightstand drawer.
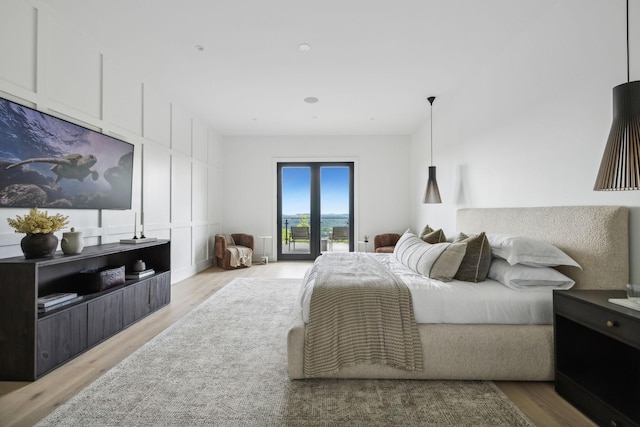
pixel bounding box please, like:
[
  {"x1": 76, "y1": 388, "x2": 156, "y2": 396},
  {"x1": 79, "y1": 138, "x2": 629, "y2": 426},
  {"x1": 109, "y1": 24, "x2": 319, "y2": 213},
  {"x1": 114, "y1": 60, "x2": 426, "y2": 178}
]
[{"x1": 555, "y1": 294, "x2": 640, "y2": 349}]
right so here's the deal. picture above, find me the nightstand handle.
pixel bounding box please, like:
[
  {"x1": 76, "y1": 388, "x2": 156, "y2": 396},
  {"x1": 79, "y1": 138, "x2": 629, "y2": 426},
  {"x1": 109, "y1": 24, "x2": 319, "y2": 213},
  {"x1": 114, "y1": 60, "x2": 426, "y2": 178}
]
[{"x1": 606, "y1": 320, "x2": 618, "y2": 328}]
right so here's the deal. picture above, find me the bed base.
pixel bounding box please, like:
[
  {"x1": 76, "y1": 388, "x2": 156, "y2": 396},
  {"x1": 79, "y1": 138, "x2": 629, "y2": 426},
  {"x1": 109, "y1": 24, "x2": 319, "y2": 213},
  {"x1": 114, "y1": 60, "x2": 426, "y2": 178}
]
[{"x1": 288, "y1": 314, "x2": 553, "y2": 380}]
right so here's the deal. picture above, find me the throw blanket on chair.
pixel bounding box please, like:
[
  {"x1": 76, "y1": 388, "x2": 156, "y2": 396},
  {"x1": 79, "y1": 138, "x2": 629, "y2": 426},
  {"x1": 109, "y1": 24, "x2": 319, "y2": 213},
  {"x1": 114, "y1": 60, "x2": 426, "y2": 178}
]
[
  {"x1": 303, "y1": 253, "x2": 423, "y2": 377},
  {"x1": 227, "y1": 246, "x2": 252, "y2": 267}
]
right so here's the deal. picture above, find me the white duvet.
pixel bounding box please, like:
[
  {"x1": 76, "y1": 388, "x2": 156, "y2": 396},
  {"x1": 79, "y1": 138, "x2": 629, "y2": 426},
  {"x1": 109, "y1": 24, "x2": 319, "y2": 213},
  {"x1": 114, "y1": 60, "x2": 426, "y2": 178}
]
[{"x1": 299, "y1": 253, "x2": 554, "y2": 325}]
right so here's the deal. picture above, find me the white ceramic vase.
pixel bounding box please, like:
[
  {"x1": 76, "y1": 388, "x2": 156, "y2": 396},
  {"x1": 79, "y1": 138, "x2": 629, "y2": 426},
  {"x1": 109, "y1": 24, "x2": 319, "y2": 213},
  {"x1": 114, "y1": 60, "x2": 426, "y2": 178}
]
[{"x1": 61, "y1": 227, "x2": 84, "y2": 255}]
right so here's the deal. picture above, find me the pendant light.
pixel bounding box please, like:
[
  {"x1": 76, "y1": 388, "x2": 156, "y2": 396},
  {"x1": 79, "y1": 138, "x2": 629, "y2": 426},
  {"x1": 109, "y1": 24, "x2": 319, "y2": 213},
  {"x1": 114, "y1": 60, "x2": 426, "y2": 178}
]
[
  {"x1": 423, "y1": 96, "x2": 442, "y2": 203},
  {"x1": 594, "y1": 0, "x2": 640, "y2": 190}
]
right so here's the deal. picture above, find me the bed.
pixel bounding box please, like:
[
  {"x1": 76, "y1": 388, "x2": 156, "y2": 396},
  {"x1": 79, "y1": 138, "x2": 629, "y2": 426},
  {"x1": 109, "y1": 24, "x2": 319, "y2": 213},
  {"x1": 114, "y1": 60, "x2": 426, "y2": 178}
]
[{"x1": 287, "y1": 206, "x2": 629, "y2": 380}]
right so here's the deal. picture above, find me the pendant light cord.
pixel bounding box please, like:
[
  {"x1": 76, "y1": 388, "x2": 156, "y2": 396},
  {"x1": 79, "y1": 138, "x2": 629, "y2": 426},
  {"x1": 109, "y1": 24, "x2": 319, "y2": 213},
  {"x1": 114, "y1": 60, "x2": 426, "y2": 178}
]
[
  {"x1": 427, "y1": 96, "x2": 435, "y2": 167},
  {"x1": 430, "y1": 103, "x2": 433, "y2": 166},
  {"x1": 628, "y1": 0, "x2": 630, "y2": 82}
]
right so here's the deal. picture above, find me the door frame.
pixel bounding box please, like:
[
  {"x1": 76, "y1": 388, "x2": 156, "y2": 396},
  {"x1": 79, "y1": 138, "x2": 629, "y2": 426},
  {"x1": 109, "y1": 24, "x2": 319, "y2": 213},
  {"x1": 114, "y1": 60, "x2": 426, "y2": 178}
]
[{"x1": 276, "y1": 161, "x2": 355, "y2": 260}]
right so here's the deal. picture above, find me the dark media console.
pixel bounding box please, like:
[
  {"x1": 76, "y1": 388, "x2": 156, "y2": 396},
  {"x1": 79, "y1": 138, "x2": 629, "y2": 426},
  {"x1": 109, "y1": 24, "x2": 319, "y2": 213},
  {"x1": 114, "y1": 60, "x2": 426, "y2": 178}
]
[{"x1": 0, "y1": 239, "x2": 171, "y2": 380}]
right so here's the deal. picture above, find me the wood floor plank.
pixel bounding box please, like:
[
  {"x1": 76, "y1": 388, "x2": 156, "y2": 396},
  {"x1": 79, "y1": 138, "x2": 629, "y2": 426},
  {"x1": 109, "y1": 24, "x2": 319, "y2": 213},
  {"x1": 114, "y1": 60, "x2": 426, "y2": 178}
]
[
  {"x1": 0, "y1": 261, "x2": 591, "y2": 426},
  {"x1": 496, "y1": 381, "x2": 596, "y2": 427}
]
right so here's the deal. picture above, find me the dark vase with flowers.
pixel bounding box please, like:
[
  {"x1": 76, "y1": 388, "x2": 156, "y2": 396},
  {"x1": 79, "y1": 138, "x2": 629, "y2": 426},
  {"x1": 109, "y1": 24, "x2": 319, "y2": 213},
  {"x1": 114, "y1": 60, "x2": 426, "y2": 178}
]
[{"x1": 20, "y1": 233, "x2": 58, "y2": 259}]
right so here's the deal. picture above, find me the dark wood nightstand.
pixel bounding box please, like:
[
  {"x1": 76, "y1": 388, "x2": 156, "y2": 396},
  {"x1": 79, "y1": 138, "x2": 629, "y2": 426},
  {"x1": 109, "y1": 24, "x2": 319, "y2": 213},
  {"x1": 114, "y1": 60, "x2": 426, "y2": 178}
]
[{"x1": 554, "y1": 290, "x2": 640, "y2": 427}]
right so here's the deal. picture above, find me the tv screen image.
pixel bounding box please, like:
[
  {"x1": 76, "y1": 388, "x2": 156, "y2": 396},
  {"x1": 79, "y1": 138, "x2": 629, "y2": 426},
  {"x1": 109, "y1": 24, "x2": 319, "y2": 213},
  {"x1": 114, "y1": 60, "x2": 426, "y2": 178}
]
[{"x1": 0, "y1": 97, "x2": 134, "y2": 210}]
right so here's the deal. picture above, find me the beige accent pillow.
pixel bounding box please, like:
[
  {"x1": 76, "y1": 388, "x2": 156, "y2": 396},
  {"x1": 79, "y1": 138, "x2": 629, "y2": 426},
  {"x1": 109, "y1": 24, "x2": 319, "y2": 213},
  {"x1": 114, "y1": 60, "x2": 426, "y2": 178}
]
[
  {"x1": 454, "y1": 232, "x2": 491, "y2": 282},
  {"x1": 430, "y1": 242, "x2": 468, "y2": 281},
  {"x1": 419, "y1": 225, "x2": 447, "y2": 244}
]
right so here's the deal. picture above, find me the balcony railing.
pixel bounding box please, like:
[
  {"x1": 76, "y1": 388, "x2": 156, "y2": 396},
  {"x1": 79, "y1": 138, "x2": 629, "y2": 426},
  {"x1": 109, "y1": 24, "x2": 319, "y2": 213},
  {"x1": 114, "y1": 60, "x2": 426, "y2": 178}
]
[{"x1": 281, "y1": 214, "x2": 350, "y2": 254}]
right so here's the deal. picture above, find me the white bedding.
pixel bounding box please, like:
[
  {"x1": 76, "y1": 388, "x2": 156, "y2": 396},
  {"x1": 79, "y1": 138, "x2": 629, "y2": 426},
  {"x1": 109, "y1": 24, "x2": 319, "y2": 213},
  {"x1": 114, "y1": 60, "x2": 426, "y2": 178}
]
[{"x1": 298, "y1": 253, "x2": 554, "y2": 325}]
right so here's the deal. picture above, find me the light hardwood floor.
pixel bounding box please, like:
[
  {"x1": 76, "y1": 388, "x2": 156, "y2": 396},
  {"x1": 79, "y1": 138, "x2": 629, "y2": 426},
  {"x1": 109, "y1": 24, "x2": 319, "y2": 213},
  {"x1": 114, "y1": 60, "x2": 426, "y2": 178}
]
[{"x1": 0, "y1": 261, "x2": 594, "y2": 427}]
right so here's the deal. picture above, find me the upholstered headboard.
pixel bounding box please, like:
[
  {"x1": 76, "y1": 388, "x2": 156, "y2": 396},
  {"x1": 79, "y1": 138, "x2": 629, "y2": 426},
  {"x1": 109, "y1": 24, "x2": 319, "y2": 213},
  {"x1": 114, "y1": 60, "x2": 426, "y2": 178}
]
[{"x1": 457, "y1": 206, "x2": 629, "y2": 290}]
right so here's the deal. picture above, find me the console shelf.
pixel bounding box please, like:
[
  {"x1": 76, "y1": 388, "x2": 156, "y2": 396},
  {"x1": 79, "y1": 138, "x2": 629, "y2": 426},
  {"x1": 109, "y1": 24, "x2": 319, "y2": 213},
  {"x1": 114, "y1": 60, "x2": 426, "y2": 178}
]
[{"x1": 0, "y1": 239, "x2": 171, "y2": 380}]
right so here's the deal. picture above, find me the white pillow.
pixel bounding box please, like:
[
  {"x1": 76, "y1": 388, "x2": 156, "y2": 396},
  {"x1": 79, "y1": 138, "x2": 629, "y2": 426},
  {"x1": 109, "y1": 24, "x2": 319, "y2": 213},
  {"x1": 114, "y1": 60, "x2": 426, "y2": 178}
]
[
  {"x1": 486, "y1": 234, "x2": 581, "y2": 269},
  {"x1": 489, "y1": 259, "x2": 575, "y2": 291}
]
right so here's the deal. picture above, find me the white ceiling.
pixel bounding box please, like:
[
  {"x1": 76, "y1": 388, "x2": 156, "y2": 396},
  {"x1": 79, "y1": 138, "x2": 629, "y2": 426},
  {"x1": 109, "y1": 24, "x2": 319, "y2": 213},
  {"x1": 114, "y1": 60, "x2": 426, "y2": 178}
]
[{"x1": 42, "y1": 0, "x2": 557, "y2": 136}]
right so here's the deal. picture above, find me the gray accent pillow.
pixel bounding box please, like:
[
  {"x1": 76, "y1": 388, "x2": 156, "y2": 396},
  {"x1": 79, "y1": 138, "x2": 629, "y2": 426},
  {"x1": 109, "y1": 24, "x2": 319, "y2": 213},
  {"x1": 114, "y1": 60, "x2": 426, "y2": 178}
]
[
  {"x1": 454, "y1": 232, "x2": 491, "y2": 282},
  {"x1": 419, "y1": 225, "x2": 447, "y2": 244}
]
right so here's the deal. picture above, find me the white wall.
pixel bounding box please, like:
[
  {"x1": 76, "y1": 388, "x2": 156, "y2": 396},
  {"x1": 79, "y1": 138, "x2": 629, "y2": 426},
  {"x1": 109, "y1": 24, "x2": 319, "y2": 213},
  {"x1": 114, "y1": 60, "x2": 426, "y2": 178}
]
[
  {"x1": 0, "y1": 0, "x2": 221, "y2": 282},
  {"x1": 222, "y1": 135, "x2": 411, "y2": 260},
  {"x1": 411, "y1": 0, "x2": 640, "y2": 282}
]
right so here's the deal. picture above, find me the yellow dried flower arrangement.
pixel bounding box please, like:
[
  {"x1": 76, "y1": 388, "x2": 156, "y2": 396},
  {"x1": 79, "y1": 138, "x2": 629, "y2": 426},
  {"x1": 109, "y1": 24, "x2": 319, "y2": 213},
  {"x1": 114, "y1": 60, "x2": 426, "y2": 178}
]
[{"x1": 7, "y1": 208, "x2": 69, "y2": 234}]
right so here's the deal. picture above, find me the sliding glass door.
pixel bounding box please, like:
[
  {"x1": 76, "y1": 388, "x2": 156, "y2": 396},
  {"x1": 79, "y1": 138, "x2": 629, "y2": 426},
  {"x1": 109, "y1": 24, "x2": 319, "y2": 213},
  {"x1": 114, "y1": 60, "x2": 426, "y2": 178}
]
[{"x1": 278, "y1": 162, "x2": 353, "y2": 260}]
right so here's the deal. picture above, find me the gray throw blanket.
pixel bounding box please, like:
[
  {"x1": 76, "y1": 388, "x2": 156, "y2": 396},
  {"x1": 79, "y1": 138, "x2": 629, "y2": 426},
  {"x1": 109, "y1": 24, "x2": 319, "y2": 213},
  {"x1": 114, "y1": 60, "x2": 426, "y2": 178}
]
[{"x1": 303, "y1": 253, "x2": 423, "y2": 377}]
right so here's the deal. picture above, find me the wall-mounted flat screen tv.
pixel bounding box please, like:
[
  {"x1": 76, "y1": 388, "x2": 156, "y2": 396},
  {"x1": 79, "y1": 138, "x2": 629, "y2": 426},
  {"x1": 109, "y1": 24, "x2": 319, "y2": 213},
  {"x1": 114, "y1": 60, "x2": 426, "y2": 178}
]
[{"x1": 0, "y1": 97, "x2": 133, "y2": 210}]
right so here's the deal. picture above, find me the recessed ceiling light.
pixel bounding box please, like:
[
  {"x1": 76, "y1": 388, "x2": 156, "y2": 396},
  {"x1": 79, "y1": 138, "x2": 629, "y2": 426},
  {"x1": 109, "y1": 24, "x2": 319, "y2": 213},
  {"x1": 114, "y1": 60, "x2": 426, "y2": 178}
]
[
  {"x1": 195, "y1": 45, "x2": 204, "y2": 51},
  {"x1": 304, "y1": 97, "x2": 319, "y2": 104},
  {"x1": 299, "y1": 43, "x2": 311, "y2": 52}
]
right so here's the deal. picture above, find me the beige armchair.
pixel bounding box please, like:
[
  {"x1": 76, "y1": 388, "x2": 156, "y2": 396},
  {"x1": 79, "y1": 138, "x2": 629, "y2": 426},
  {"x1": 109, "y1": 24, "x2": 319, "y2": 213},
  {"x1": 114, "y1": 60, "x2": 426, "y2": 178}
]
[{"x1": 215, "y1": 233, "x2": 254, "y2": 269}]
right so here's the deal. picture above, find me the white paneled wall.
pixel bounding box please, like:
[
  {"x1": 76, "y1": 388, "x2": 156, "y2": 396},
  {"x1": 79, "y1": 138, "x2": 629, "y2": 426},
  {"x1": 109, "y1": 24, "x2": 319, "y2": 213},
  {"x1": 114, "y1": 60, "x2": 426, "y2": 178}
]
[
  {"x1": 142, "y1": 143, "x2": 172, "y2": 227},
  {"x1": 104, "y1": 60, "x2": 143, "y2": 135},
  {"x1": 0, "y1": 2, "x2": 37, "y2": 95},
  {"x1": 192, "y1": 163, "x2": 208, "y2": 224},
  {"x1": 171, "y1": 154, "x2": 193, "y2": 226},
  {"x1": 171, "y1": 105, "x2": 192, "y2": 156},
  {"x1": 208, "y1": 131, "x2": 223, "y2": 258},
  {"x1": 170, "y1": 226, "x2": 193, "y2": 276},
  {"x1": 45, "y1": 15, "x2": 102, "y2": 119},
  {"x1": 192, "y1": 120, "x2": 208, "y2": 161},
  {"x1": 0, "y1": 0, "x2": 220, "y2": 283},
  {"x1": 142, "y1": 84, "x2": 172, "y2": 147},
  {"x1": 192, "y1": 224, "x2": 210, "y2": 271}
]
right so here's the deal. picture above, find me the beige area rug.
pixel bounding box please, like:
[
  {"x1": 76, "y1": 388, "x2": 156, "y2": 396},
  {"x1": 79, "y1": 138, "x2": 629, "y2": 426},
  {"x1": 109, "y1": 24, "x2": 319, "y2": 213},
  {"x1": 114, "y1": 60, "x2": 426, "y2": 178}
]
[{"x1": 37, "y1": 277, "x2": 534, "y2": 426}]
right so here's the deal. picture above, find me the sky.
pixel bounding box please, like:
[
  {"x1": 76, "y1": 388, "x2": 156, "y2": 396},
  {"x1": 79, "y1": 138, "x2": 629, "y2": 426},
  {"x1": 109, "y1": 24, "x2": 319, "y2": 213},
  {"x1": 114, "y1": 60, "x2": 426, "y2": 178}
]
[{"x1": 282, "y1": 166, "x2": 349, "y2": 215}]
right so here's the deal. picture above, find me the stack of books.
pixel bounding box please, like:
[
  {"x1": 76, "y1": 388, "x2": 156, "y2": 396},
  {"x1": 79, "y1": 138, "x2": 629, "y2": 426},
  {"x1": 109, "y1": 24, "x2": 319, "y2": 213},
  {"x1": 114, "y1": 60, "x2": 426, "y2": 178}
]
[
  {"x1": 120, "y1": 237, "x2": 158, "y2": 244},
  {"x1": 37, "y1": 292, "x2": 82, "y2": 312},
  {"x1": 125, "y1": 268, "x2": 155, "y2": 280}
]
